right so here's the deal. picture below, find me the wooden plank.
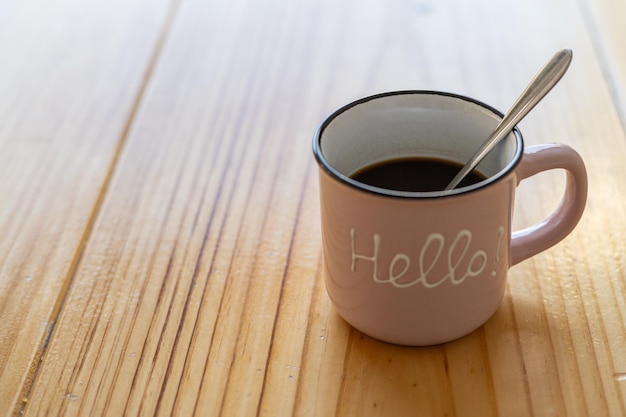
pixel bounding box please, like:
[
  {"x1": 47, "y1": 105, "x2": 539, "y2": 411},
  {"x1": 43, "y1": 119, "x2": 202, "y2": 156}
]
[
  {"x1": 577, "y1": 0, "x2": 626, "y2": 125},
  {"x1": 22, "y1": 0, "x2": 626, "y2": 416},
  {"x1": 24, "y1": 1, "x2": 314, "y2": 415},
  {"x1": 0, "y1": 0, "x2": 174, "y2": 414}
]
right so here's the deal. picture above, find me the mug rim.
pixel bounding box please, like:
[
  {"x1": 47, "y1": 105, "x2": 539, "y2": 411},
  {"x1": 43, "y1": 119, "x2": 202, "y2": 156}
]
[{"x1": 313, "y1": 90, "x2": 524, "y2": 199}]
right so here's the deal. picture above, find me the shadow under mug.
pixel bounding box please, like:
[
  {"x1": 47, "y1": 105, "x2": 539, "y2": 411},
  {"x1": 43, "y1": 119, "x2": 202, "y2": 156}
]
[{"x1": 313, "y1": 91, "x2": 587, "y2": 346}]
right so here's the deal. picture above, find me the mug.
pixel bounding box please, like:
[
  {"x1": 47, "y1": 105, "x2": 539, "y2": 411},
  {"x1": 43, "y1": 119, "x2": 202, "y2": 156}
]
[{"x1": 313, "y1": 91, "x2": 587, "y2": 346}]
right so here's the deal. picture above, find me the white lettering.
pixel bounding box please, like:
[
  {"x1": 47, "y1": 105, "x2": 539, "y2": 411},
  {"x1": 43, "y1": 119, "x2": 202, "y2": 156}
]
[
  {"x1": 496, "y1": 226, "x2": 505, "y2": 262},
  {"x1": 351, "y1": 228, "x2": 383, "y2": 283},
  {"x1": 389, "y1": 254, "x2": 411, "y2": 286},
  {"x1": 419, "y1": 234, "x2": 446, "y2": 288},
  {"x1": 349, "y1": 227, "x2": 498, "y2": 289}
]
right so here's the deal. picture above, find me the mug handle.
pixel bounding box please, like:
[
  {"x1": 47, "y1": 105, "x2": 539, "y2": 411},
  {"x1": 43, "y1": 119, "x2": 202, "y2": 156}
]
[{"x1": 510, "y1": 143, "x2": 588, "y2": 266}]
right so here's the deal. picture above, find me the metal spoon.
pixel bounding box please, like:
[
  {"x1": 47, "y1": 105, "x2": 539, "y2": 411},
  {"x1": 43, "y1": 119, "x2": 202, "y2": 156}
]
[{"x1": 444, "y1": 49, "x2": 573, "y2": 191}]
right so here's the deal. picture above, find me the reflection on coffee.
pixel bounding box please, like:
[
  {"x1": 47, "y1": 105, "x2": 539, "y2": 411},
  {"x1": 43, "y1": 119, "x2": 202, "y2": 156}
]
[{"x1": 350, "y1": 157, "x2": 486, "y2": 192}]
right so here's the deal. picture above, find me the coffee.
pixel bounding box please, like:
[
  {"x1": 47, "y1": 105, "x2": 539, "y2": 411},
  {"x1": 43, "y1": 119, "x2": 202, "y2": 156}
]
[{"x1": 350, "y1": 157, "x2": 486, "y2": 192}]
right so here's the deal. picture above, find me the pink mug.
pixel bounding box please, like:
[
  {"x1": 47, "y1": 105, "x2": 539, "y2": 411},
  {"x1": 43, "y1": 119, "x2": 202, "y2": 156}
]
[{"x1": 313, "y1": 91, "x2": 587, "y2": 346}]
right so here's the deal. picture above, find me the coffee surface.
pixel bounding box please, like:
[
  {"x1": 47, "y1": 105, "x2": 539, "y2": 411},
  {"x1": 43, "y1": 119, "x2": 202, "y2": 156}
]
[{"x1": 350, "y1": 157, "x2": 486, "y2": 192}]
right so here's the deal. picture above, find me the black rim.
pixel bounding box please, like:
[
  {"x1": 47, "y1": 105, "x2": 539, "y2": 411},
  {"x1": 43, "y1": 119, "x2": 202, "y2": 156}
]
[{"x1": 312, "y1": 90, "x2": 524, "y2": 199}]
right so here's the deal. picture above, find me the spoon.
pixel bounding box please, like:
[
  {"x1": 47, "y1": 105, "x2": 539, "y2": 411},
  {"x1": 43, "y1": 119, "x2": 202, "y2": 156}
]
[{"x1": 444, "y1": 49, "x2": 573, "y2": 191}]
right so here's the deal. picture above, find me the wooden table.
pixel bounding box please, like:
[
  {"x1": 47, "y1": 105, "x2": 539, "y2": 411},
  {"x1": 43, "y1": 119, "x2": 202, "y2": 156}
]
[{"x1": 1, "y1": 0, "x2": 625, "y2": 415}]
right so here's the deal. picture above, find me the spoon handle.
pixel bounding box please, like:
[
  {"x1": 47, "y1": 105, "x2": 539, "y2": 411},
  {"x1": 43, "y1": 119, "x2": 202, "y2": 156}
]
[{"x1": 444, "y1": 49, "x2": 573, "y2": 191}]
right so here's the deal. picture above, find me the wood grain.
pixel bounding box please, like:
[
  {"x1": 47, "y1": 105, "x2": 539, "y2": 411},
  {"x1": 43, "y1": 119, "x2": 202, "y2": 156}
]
[
  {"x1": 1, "y1": 0, "x2": 625, "y2": 415},
  {"x1": 579, "y1": 0, "x2": 626, "y2": 124},
  {"x1": 0, "y1": 0, "x2": 174, "y2": 414}
]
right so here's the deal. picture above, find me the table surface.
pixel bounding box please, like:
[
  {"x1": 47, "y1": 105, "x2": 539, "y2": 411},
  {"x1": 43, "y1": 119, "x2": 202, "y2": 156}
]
[{"x1": 2, "y1": 0, "x2": 626, "y2": 415}]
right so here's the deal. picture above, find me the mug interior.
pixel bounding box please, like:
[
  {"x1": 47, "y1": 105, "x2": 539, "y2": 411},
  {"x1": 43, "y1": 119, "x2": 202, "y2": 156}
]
[{"x1": 314, "y1": 91, "x2": 523, "y2": 197}]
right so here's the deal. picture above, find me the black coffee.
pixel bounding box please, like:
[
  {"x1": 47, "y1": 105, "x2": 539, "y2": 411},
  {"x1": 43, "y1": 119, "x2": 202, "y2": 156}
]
[{"x1": 350, "y1": 157, "x2": 486, "y2": 192}]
